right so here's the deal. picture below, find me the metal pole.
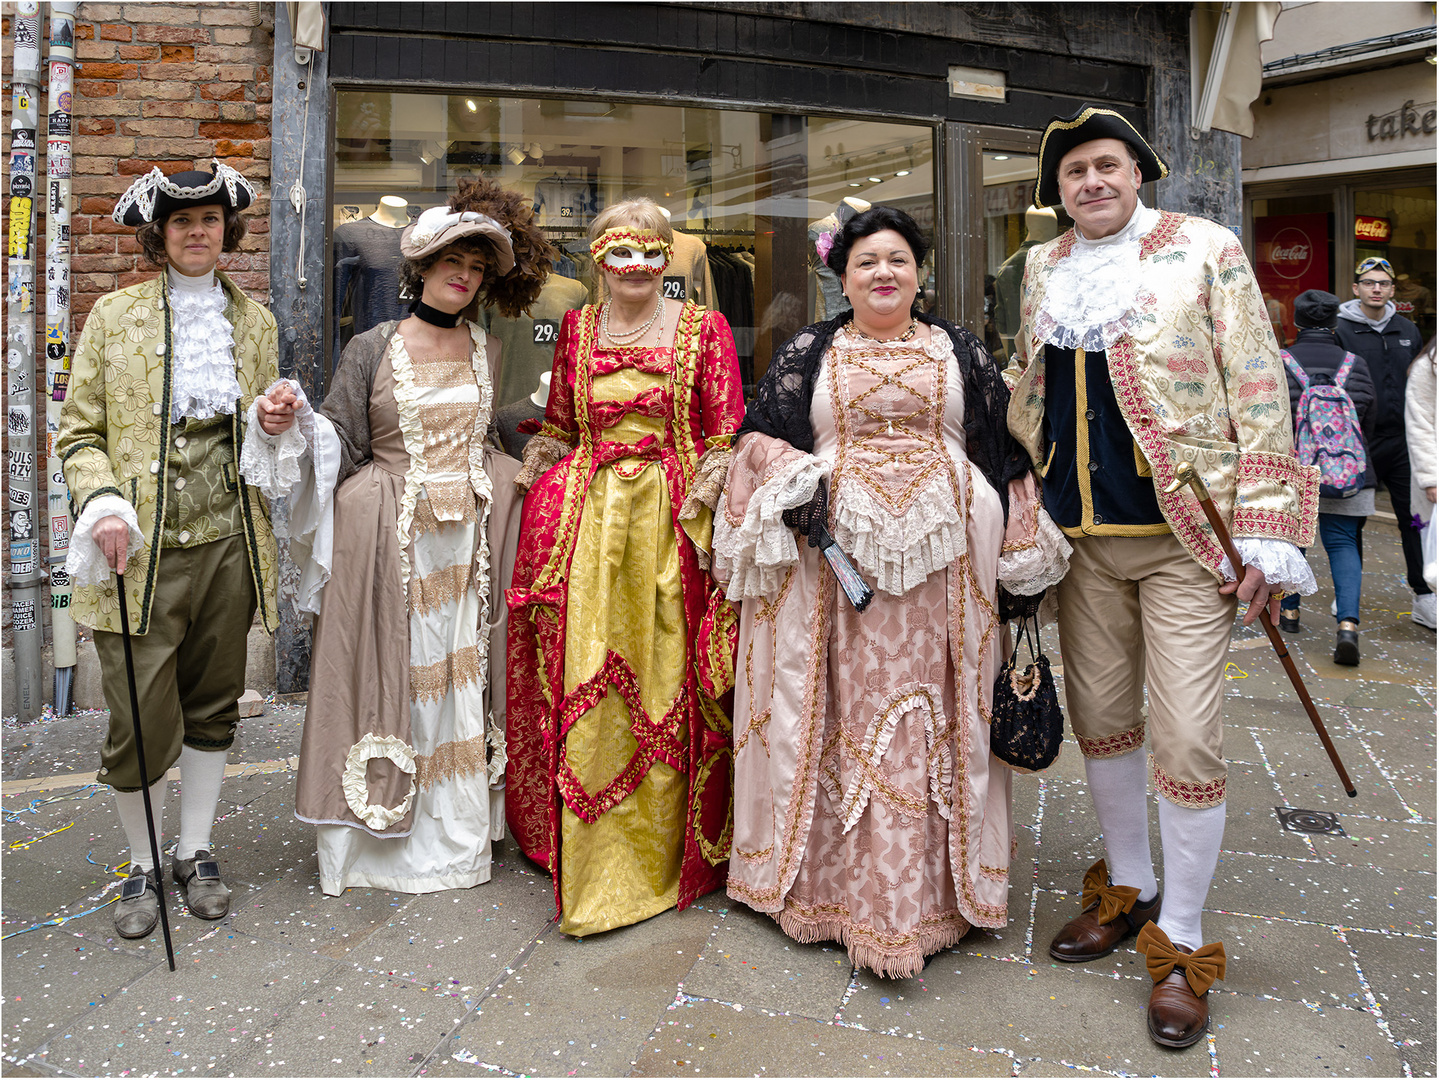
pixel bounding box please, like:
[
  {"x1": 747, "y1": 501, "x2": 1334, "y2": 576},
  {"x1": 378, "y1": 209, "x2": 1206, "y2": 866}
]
[
  {"x1": 7, "y1": 0, "x2": 44, "y2": 719},
  {"x1": 45, "y1": 0, "x2": 78, "y2": 715}
]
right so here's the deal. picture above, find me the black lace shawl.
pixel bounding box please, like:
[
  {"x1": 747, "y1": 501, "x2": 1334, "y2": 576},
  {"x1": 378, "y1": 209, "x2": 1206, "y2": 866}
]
[{"x1": 736, "y1": 311, "x2": 1031, "y2": 523}]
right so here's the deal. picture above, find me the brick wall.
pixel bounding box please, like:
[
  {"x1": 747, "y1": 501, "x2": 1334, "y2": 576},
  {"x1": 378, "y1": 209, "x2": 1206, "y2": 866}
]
[{"x1": 2, "y1": 2, "x2": 274, "y2": 650}]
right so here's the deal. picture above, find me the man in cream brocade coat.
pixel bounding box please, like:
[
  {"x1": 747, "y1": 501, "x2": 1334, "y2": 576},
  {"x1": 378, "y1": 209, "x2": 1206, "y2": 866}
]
[{"x1": 1006, "y1": 107, "x2": 1318, "y2": 1049}]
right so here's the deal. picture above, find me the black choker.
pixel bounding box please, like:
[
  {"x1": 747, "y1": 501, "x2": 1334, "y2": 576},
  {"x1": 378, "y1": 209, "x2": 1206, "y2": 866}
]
[{"x1": 411, "y1": 299, "x2": 462, "y2": 328}]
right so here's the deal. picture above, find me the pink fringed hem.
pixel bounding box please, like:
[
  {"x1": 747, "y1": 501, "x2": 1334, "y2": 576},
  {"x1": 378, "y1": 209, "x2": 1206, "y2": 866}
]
[{"x1": 773, "y1": 905, "x2": 971, "y2": 980}]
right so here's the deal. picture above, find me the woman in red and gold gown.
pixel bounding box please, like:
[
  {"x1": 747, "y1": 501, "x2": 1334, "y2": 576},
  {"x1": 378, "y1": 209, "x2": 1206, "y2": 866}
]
[{"x1": 506, "y1": 199, "x2": 744, "y2": 935}]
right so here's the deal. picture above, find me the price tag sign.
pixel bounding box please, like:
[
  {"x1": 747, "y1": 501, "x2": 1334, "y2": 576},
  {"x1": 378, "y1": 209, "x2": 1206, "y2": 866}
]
[
  {"x1": 532, "y1": 319, "x2": 559, "y2": 346},
  {"x1": 662, "y1": 276, "x2": 686, "y2": 300}
]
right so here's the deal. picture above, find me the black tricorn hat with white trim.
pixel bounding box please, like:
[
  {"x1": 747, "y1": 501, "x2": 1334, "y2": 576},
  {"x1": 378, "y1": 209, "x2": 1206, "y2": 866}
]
[
  {"x1": 113, "y1": 159, "x2": 256, "y2": 226},
  {"x1": 1033, "y1": 105, "x2": 1168, "y2": 209}
]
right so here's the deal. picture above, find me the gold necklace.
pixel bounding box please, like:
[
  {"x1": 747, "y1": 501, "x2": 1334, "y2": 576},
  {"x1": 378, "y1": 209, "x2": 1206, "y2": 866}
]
[{"x1": 847, "y1": 318, "x2": 918, "y2": 343}]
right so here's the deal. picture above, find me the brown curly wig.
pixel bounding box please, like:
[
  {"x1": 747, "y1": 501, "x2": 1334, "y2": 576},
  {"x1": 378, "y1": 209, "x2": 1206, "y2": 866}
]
[
  {"x1": 136, "y1": 206, "x2": 248, "y2": 269},
  {"x1": 422, "y1": 176, "x2": 554, "y2": 320}
]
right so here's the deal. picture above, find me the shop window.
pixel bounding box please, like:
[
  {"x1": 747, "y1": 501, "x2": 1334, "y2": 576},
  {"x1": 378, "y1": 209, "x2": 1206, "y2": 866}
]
[
  {"x1": 979, "y1": 151, "x2": 1044, "y2": 363},
  {"x1": 1354, "y1": 186, "x2": 1435, "y2": 342},
  {"x1": 1251, "y1": 194, "x2": 1335, "y2": 347},
  {"x1": 331, "y1": 91, "x2": 936, "y2": 406}
]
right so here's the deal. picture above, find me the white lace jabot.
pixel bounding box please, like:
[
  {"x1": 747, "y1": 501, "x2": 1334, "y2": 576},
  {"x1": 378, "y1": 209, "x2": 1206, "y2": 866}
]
[
  {"x1": 167, "y1": 266, "x2": 243, "y2": 424},
  {"x1": 1035, "y1": 201, "x2": 1160, "y2": 352}
]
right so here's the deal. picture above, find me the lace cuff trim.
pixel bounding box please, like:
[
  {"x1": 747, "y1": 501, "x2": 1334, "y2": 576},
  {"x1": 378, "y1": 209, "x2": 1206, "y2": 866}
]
[
  {"x1": 515, "y1": 433, "x2": 570, "y2": 491},
  {"x1": 239, "y1": 378, "x2": 313, "y2": 501},
  {"x1": 712, "y1": 453, "x2": 828, "y2": 600},
  {"x1": 341, "y1": 733, "x2": 417, "y2": 831},
  {"x1": 1220, "y1": 537, "x2": 1318, "y2": 595},
  {"x1": 168, "y1": 284, "x2": 242, "y2": 423},
  {"x1": 830, "y1": 471, "x2": 965, "y2": 597},
  {"x1": 679, "y1": 446, "x2": 732, "y2": 521},
  {"x1": 65, "y1": 495, "x2": 145, "y2": 588},
  {"x1": 998, "y1": 505, "x2": 1073, "y2": 596}
]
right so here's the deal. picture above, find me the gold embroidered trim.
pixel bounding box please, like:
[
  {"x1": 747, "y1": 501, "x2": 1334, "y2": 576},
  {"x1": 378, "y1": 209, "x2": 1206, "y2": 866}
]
[
  {"x1": 409, "y1": 644, "x2": 483, "y2": 705},
  {"x1": 415, "y1": 733, "x2": 489, "y2": 790},
  {"x1": 415, "y1": 478, "x2": 478, "y2": 530},
  {"x1": 410, "y1": 562, "x2": 474, "y2": 616}
]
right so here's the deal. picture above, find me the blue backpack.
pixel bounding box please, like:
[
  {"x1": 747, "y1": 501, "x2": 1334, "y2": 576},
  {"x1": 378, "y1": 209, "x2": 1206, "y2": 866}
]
[{"x1": 1281, "y1": 349, "x2": 1367, "y2": 498}]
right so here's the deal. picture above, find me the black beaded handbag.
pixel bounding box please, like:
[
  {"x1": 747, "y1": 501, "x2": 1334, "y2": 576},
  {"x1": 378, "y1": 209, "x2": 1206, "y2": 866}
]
[{"x1": 990, "y1": 612, "x2": 1063, "y2": 772}]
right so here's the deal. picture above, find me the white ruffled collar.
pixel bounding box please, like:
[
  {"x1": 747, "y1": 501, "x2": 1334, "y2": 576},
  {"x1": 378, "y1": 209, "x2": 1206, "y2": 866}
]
[
  {"x1": 1035, "y1": 201, "x2": 1160, "y2": 352},
  {"x1": 167, "y1": 270, "x2": 242, "y2": 423}
]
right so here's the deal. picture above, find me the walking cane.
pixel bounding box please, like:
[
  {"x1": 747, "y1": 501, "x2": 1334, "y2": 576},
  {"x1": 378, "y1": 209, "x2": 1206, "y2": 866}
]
[
  {"x1": 1164, "y1": 462, "x2": 1357, "y2": 798},
  {"x1": 114, "y1": 572, "x2": 177, "y2": 971}
]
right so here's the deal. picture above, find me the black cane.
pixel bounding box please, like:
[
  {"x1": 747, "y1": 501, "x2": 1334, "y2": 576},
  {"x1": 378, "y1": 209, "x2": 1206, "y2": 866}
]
[
  {"x1": 1164, "y1": 462, "x2": 1357, "y2": 797},
  {"x1": 114, "y1": 572, "x2": 177, "y2": 971}
]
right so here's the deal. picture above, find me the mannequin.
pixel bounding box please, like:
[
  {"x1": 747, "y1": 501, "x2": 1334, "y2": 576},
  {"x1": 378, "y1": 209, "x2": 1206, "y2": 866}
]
[
  {"x1": 994, "y1": 205, "x2": 1059, "y2": 356},
  {"x1": 809, "y1": 196, "x2": 870, "y2": 320},
  {"x1": 659, "y1": 206, "x2": 715, "y2": 308},
  {"x1": 331, "y1": 196, "x2": 410, "y2": 365},
  {"x1": 492, "y1": 371, "x2": 549, "y2": 459},
  {"x1": 485, "y1": 275, "x2": 589, "y2": 409}
]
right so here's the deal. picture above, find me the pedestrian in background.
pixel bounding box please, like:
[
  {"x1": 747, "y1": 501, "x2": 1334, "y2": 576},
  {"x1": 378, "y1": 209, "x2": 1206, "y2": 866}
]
[
  {"x1": 57, "y1": 162, "x2": 282, "y2": 939},
  {"x1": 1405, "y1": 339, "x2": 1437, "y2": 593},
  {"x1": 1277, "y1": 290, "x2": 1377, "y2": 666},
  {"x1": 1337, "y1": 257, "x2": 1433, "y2": 628}
]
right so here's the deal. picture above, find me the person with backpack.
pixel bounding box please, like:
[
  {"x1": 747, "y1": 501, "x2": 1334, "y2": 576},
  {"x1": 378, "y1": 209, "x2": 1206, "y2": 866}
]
[
  {"x1": 1336, "y1": 257, "x2": 1433, "y2": 629},
  {"x1": 1279, "y1": 290, "x2": 1377, "y2": 665}
]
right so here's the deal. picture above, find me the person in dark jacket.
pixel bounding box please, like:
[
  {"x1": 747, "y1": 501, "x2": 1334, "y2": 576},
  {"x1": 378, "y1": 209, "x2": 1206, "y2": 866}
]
[
  {"x1": 1336, "y1": 257, "x2": 1432, "y2": 627},
  {"x1": 1281, "y1": 290, "x2": 1377, "y2": 664}
]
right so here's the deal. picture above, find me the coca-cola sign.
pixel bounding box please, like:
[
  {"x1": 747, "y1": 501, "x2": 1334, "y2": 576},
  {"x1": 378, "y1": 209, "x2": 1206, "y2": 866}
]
[
  {"x1": 1254, "y1": 213, "x2": 1331, "y2": 345},
  {"x1": 1265, "y1": 227, "x2": 1314, "y2": 281},
  {"x1": 1354, "y1": 215, "x2": 1392, "y2": 243}
]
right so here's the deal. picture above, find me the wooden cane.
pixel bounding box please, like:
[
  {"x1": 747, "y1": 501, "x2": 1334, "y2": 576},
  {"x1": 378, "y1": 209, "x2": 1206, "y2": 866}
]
[
  {"x1": 1164, "y1": 462, "x2": 1357, "y2": 797},
  {"x1": 115, "y1": 573, "x2": 177, "y2": 970}
]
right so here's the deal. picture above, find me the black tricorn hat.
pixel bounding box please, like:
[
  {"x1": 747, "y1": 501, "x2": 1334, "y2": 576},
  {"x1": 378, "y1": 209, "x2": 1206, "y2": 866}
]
[
  {"x1": 112, "y1": 159, "x2": 256, "y2": 226},
  {"x1": 1034, "y1": 105, "x2": 1168, "y2": 209}
]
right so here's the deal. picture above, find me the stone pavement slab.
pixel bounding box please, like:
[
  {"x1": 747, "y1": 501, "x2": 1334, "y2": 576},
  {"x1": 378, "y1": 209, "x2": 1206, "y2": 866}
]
[
  {"x1": 1345, "y1": 927, "x2": 1438, "y2": 1078},
  {"x1": 1210, "y1": 992, "x2": 1402, "y2": 1076},
  {"x1": 628, "y1": 997, "x2": 1015, "y2": 1077}
]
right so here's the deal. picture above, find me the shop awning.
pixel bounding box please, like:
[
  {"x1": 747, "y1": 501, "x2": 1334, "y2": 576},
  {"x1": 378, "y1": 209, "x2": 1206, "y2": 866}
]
[{"x1": 1190, "y1": 1, "x2": 1281, "y2": 137}]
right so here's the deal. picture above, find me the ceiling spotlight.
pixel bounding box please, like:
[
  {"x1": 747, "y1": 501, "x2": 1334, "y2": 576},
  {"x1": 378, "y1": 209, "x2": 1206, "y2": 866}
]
[
  {"x1": 867, "y1": 176, "x2": 882, "y2": 183},
  {"x1": 506, "y1": 145, "x2": 526, "y2": 166},
  {"x1": 849, "y1": 181, "x2": 863, "y2": 187},
  {"x1": 465, "y1": 99, "x2": 478, "y2": 112},
  {"x1": 895, "y1": 169, "x2": 910, "y2": 177},
  {"x1": 993, "y1": 154, "x2": 1010, "y2": 161}
]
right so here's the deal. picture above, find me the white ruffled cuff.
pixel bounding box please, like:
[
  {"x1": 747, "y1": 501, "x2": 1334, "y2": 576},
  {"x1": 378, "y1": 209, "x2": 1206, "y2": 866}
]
[
  {"x1": 830, "y1": 472, "x2": 965, "y2": 597},
  {"x1": 239, "y1": 378, "x2": 314, "y2": 501},
  {"x1": 997, "y1": 506, "x2": 1073, "y2": 596},
  {"x1": 64, "y1": 495, "x2": 145, "y2": 588},
  {"x1": 712, "y1": 454, "x2": 828, "y2": 600},
  {"x1": 1220, "y1": 537, "x2": 1318, "y2": 595},
  {"x1": 341, "y1": 733, "x2": 416, "y2": 831}
]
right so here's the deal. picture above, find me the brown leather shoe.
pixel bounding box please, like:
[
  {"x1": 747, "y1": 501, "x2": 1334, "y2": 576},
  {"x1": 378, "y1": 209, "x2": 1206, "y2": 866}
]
[
  {"x1": 1147, "y1": 969, "x2": 1209, "y2": 1048},
  {"x1": 1136, "y1": 923, "x2": 1226, "y2": 1049},
  {"x1": 1049, "y1": 859, "x2": 1161, "y2": 962}
]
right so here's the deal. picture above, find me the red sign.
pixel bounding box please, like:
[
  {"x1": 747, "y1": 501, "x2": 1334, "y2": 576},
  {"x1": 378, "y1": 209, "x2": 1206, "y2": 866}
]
[
  {"x1": 1354, "y1": 215, "x2": 1392, "y2": 243},
  {"x1": 1254, "y1": 213, "x2": 1332, "y2": 345}
]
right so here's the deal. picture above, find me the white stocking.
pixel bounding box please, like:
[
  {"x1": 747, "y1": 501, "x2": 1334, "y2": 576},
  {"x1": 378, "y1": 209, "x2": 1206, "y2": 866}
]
[
  {"x1": 114, "y1": 780, "x2": 168, "y2": 872},
  {"x1": 177, "y1": 745, "x2": 229, "y2": 860},
  {"x1": 1084, "y1": 748, "x2": 1158, "y2": 902},
  {"x1": 1156, "y1": 796, "x2": 1226, "y2": 950}
]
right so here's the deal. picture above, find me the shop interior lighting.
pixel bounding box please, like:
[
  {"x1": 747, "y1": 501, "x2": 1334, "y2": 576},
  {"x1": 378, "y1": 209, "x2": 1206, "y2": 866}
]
[
  {"x1": 993, "y1": 154, "x2": 1010, "y2": 161},
  {"x1": 867, "y1": 176, "x2": 883, "y2": 183},
  {"x1": 895, "y1": 169, "x2": 911, "y2": 176},
  {"x1": 465, "y1": 99, "x2": 478, "y2": 112}
]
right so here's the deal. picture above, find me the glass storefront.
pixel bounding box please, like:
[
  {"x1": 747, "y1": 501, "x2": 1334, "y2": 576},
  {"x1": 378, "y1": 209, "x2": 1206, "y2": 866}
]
[
  {"x1": 330, "y1": 91, "x2": 938, "y2": 406},
  {"x1": 1248, "y1": 172, "x2": 1436, "y2": 345}
]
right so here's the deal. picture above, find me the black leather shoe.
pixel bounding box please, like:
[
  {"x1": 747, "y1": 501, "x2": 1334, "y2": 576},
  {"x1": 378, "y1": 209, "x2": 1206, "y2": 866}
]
[
  {"x1": 1279, "y1": 610, "x2": 1299, "y2": 634},
  {"x1": 1334, "y1": 621, "x2": 1359, "y2": 666}
]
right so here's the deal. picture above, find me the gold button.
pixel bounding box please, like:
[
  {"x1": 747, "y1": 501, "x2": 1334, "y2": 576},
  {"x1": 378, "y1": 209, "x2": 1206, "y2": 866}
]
[
  {"x1": 178, "y1": 530, "x2": 191, "y2": 543},
  {"x1": 175, "y1": 436, "x2": 187, "y2": 449},
  {"x1": 174, "y1": 477, "x2": 186, "y2": 490}
]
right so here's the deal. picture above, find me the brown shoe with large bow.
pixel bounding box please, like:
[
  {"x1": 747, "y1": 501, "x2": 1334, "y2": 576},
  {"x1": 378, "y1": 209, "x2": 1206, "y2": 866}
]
[
  {"x1": 1048, "y1": 858, "x2": 1162, "y2": 962},
  {"x1": 1137, "y1": 923, "x2": 1226, "y2": 1048}
]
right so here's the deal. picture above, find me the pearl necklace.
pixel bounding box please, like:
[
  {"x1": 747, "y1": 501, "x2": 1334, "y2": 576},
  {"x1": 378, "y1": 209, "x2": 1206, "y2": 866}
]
[
  {"x1": 846, "y1": 318, "x2": 918, "y2": 343},
  {"x1": 601, "y1": 292, "x2": 665, "y2": 345}
]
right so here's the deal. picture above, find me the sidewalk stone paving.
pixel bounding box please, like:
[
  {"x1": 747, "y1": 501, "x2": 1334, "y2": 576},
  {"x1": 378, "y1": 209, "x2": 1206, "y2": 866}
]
[{"x1": 3, "y1": 520, "x2": 1433, "y2": 1077}]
